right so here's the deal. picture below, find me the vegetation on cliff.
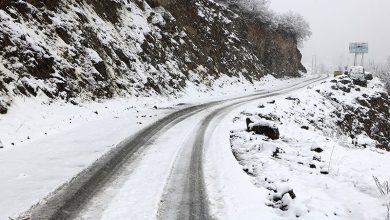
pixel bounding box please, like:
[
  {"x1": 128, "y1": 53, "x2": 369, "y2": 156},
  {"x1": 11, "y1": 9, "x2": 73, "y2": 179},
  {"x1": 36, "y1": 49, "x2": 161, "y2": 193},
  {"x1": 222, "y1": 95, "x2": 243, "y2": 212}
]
[{"x1": 221, "y1": 0, "x2": 312, "y2": 43}]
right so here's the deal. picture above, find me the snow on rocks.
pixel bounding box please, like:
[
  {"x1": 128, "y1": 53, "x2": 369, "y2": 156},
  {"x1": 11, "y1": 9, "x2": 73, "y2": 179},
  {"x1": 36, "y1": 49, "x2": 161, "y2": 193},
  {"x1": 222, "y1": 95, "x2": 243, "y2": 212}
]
[
  {"x1": 230, "y1": 76, "x2": 390, "y2": 219},
  {"x1": 246, "y1": 118, "x2": 280, "y2": 140},
  {"x1": 0, "y1": 0, "x2": 306, "y2": 115}
]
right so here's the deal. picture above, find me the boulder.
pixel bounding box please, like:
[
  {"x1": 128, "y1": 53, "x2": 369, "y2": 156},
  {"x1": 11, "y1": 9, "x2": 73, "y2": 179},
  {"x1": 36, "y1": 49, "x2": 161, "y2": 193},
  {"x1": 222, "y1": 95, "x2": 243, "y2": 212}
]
[
  {"x1": 267, "y1": 100, "x2": 276, "y2": 104},
  {"x1": 353, "y1": 78, "x2": 367, "y2": 87},
  {"x1": 339, "y1": 79, "x2": 351, "y2": 85},
  {"x1": 339, "y1": 86, "x2": 351, "y2": 93},
  {"x1": 365, "y1": 73, "x2": 373, "y2": 80},
  {"x1": 246, "y1": 118, "x2": 280, "y2": 140},
  {"x1": 301, "y1": 125, "x2": 309, "y2": 130},
  {"x1": 0, "y1": 104, "x2": 7, "y2": 114}
]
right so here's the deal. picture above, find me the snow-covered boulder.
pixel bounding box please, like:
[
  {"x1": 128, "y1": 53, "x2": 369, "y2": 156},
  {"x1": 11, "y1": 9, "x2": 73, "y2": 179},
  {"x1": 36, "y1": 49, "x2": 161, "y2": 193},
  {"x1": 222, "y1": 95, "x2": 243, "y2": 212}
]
[
  {"x1": 349, "y1": 66, "x2": 367, "y2": 87},
  {"x1": 246, "y1": 118, "x2": 280, "y2": 140}
]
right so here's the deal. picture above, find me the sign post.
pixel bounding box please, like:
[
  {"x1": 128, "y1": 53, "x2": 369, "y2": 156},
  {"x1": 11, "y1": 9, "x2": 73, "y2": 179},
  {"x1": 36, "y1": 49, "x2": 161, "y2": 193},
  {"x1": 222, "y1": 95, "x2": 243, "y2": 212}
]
[{"x1": 349, "y1": 42, "x2": 368, "y2": 66}]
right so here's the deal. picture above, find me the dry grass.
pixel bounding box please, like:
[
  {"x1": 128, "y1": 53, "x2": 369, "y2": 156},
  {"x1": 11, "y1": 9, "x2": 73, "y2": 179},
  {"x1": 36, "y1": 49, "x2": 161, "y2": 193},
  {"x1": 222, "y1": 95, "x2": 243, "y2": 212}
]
[{"x1": 373, "y1": 176, "x2": 390, "y2": 220}]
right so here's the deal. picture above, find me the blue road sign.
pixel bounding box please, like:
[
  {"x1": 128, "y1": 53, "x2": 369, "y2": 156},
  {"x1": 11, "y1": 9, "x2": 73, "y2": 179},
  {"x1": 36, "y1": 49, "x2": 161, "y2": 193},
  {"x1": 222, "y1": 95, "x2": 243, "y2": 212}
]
[{"x1": 349, "y1": 42, "x2": 368, "y2": 54}]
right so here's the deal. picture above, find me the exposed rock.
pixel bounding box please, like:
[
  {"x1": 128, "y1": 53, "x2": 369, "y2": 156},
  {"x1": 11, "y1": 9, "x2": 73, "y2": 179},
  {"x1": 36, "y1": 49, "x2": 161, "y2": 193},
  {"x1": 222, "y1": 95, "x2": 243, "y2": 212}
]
[
  {"x1": 246, "y1": 118, "x2": 280, "y2": 140},
  {"x1": 310, "y1": 144, "x2": 323, "y2": 153},
  {"x1": 340, "y1": 79, "x2": 351, "y2": 85},
  {"x1": 365, "y1": 73, "x2": 373, "y2": 80},
  {"x1": 268, "y1": 187, "x2": 296, "y2": 211},
  {"x1": 268, "y1": 100, "x2": 276, "y2": 104},
  {"x1": 257, "y1": 113, "x2": 280, "y2": 122},
  {"x1": 285, "y1": 96, "x2": 300, "y2": 102},
  {"x1": 331, "y1": 85, "x2": 339, "y2": 90},
  {"x1": 339, "y1": 86, "x2": 351, "y2": 93},
  {"x1": 320, "y1": 170, "x2": 329, "y2": 175},
  {"x1": 301, "y1": 125, "x2": 309, "y2": 130},
  {"x1": 353, "y1": 78, "x2": 368, "y2": 87},
  {"x1": 271, "y1": 147, "x2": 283, "y2": 158},
  {"x1": 0, "y1": 104, "x2": 7, "y2": 114}
]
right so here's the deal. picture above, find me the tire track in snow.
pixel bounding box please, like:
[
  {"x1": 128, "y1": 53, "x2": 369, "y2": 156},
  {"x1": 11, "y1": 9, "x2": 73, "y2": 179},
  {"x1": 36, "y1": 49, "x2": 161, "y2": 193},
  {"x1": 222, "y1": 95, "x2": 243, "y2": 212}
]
[
  {"x1": 22, "y1": 75, "x2": 326, "y2": 220},
  {"x1": 157, "y1": 75, "x2": 327, "y2": 220}
]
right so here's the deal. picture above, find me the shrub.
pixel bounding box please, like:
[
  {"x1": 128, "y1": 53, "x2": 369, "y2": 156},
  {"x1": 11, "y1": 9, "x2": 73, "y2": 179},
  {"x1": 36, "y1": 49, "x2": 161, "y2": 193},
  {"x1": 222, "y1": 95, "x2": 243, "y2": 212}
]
[
  {"x1": 377, "y1": 71, "x2": 390, "y2": 93},
  {"x1": 277, "y1": 11, "x2": 312, "y2": 43},
  {"x1": 223, "y1": 0, "x2": 312, "y2": 43}
]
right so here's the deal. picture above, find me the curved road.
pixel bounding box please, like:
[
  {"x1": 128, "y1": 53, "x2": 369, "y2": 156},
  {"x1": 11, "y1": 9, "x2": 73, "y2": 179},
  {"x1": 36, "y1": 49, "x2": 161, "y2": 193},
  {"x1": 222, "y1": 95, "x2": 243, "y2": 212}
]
[{"x1": 26, "y1": 75, "x2": 326, "y2": 220}]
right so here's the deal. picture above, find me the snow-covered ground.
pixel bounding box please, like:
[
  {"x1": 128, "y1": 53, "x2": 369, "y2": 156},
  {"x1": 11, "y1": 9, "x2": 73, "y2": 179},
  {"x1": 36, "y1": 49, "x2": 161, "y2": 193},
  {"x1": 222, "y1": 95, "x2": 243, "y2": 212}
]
[
  {"x1": 228, "y1": 77, "x2": 390, "y2": 219},
  {"x1": 0, "y1": 74, "x2": 307, "y2": 219}
]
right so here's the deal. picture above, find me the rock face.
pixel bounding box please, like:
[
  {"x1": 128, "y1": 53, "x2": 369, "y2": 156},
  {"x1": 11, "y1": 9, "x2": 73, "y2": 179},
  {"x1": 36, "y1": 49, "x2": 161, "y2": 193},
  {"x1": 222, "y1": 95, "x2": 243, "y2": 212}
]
[
  {"x1": 323, "y1": 77, "x2": 390, "y2": 150},
  {"x1": 335, "y1": 92, "x2": 390, "y2": 150},
  {"x1": 157, "y1": 0, "x2": 306, "y2": 78},
  {"x1": 0, "y1": 0, "x2": 305, "y2": 112}
]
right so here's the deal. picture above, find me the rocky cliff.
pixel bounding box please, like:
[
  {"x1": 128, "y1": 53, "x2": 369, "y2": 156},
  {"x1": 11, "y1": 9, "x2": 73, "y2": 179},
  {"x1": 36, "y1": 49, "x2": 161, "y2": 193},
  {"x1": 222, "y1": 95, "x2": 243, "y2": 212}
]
[{"x1": 0, "y1": 0, "x2": 305, "y2": 113}]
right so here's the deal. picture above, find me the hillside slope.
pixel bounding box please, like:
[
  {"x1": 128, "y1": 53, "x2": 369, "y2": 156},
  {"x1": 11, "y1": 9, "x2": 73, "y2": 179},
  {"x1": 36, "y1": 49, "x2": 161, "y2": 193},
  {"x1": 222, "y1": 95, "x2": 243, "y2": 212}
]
[
  {"x1": 230, "y1": 76, "x2": 390, "y2": 219},
  {"x1": 0, "y1": 0, "x2": 305, "y2": 113}
]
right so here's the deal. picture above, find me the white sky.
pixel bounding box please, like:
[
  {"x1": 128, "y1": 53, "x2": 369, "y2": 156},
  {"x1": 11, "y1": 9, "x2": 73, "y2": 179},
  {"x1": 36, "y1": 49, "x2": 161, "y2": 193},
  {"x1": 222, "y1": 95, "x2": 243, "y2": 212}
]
[{"x1": 269, "y1": 0, "x2": 390, "y2": 70}]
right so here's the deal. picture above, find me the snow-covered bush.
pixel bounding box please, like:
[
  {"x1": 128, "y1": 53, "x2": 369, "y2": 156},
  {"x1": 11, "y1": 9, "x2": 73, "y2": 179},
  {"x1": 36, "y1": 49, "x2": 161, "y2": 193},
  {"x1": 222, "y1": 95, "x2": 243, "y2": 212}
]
[
  {"x1": 223, "y1": 0, "x2": 312, "y2": 43},
  {"x1": 377, "y1": 71, "x2": 390, "y2": 93},
  {"x1": 368, "y1": 57, "x2": 390, "y2": 93},
  {"x1": 379, "y1": 57, "x2": 390, "y2": 92},
  {"x1": 277, "y1": 11, "x2": 312, "y2": 43},
  {"x1": 234, "y1": 0, "x2": 273, "y2": 20}
]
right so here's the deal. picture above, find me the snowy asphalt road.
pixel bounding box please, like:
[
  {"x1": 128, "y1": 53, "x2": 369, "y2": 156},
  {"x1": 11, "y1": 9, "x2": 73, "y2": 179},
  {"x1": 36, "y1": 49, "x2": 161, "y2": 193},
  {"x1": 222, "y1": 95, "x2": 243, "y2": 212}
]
[{"x1": 26, "y1": 75, "x2": 326, "y2": 220}]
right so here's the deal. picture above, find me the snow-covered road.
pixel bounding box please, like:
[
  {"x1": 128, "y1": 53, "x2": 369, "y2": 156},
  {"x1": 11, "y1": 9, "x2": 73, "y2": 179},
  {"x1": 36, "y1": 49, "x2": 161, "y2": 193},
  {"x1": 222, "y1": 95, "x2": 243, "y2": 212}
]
[{"x1": 15, "y1": 76, "x2": 327, "y2": 220}]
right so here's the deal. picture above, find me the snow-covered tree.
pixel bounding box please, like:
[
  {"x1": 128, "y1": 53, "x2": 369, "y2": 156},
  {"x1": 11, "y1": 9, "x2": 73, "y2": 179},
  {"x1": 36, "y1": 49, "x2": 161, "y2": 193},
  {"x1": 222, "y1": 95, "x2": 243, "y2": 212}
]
[
  {"x1": 277, "y1": 11, "x2": 312, "y2": 43},
  {"x1": 223, "y1": 0, "x2": 311, "y2": 43},
  {"x1": 242, "y1": 0, "x2": 271, "y2": 15},
  {"x1": 377, "y1": 56, "x2": 390, "y2": 92},
  {"x1": 225, "y1": 0, "x2": 272, "y2": 20}
]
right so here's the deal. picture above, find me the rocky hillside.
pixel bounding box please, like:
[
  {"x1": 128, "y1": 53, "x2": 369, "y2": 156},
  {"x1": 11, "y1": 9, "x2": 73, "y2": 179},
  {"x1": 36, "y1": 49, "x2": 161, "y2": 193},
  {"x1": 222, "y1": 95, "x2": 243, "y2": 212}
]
[
  {"x1": 0, "y1": 0, "x2": 306, "y2": 113},
  {"x1": 233, "y1": 76, "x2": 390, "y2": 152},
  {"x1": 229, "y1": 76, "x2": 390, "y2": 219}
]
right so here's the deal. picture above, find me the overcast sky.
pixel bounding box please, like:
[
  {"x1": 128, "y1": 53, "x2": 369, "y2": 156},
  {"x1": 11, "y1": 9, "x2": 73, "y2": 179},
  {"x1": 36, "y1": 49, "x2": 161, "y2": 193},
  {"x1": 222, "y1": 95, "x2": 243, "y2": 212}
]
[{"x1": 269, "y1": 0, "x2": 390, "y2": 70}]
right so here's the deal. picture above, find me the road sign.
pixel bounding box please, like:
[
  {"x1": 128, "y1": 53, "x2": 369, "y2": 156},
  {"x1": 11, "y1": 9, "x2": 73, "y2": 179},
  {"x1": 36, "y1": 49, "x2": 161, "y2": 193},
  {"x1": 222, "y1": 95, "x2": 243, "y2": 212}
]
[{"x1": 349, "y1": 42, "x2": 368, "y2": 54}]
